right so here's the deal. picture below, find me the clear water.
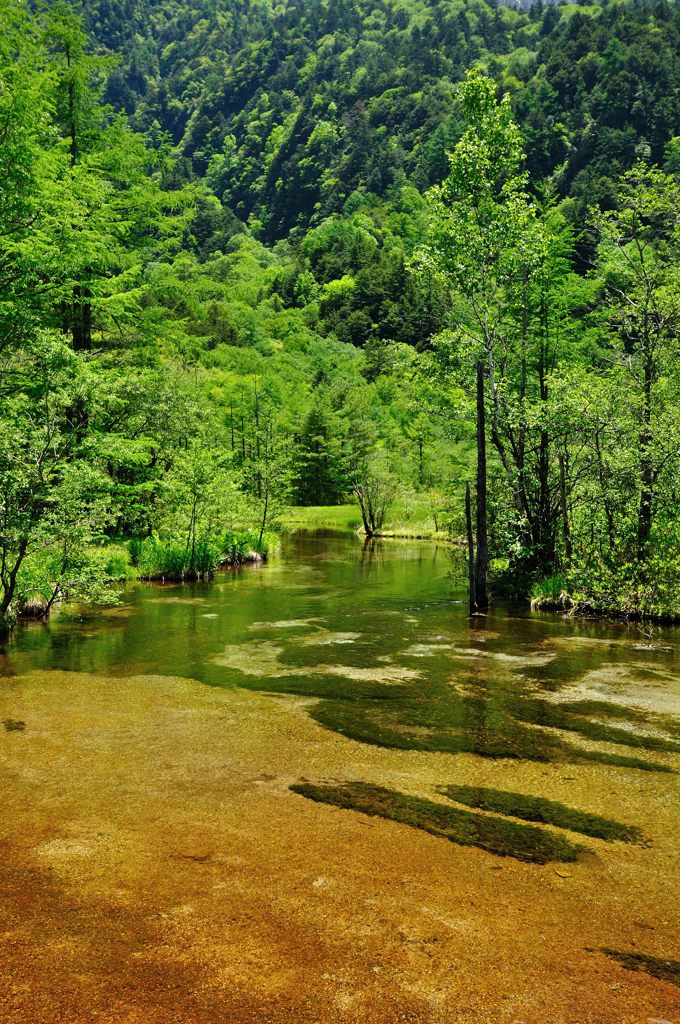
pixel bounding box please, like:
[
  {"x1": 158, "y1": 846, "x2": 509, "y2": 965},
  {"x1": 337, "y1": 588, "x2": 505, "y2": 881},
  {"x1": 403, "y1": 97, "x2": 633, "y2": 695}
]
[
  {"x1": 2, "y1": 531, "x2": 678, "y2": 772},
  {"x1": 2, "y1": 531, "x2": 679, "y2": 1019}
]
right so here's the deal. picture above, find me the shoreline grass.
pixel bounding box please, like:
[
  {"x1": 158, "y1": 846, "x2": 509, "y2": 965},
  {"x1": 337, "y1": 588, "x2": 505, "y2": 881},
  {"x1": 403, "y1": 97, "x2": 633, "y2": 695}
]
[{"x1": 282, "y1": 503, "x2": 458, "y2": 542}]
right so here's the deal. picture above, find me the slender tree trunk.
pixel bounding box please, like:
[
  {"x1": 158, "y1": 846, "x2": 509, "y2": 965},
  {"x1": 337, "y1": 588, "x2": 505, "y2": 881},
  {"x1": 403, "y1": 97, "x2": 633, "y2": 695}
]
[
  {"x1": 465, "y1": 481, "x2": 476, "y2": 615},
  {"x1": 257, "y1": 483, "x2": 269, "y2": 549},
  {"x1": 44, "y1": 542, "x2": 69, "y2": 616},
  {"x1": 71, "y1": 285, "x2": 92, "y2": 351},
  {"x1": 474, "y1": 359, "x2": 489, "y2": 610},
  {"x1": 0, "y1": 539, "x2": 28, "y2": 629},
  {"x1": 65, "y1": 47, "x2": 94, "y2": 354},
  {"x1": 536, "y1": 358, "x2": 553, "y2": 573},
  {"x1": 637, "y1": 353, "x2": 654, "y2": 561},
  {"x1": 254, "y1": 383, "x2": 262, "y2": 496},
  {"x1": 187, "y1": 497, "x2": 197, "y2": 576},
  {"x1": 558, "y1": 453, "x2": 572, "y2": 568},
  {"x1": 536, "y1": 422, "x2": 552, "y2": 574},
  {"x1": 354, "y1": 486, "x2": 372, "y2": 538},
  {"x1": 530, "y1": 352, "x2": 555, "y2": 575},
  {"x1": 593, "y1": 429, "x2": 615, "y2": 548}
]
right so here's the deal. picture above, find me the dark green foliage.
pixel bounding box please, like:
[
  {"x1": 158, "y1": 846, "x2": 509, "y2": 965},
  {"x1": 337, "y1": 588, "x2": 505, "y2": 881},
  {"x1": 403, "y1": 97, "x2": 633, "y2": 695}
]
[
  {"x1": 441, "y1": 785, "x2": 642, "y2": 842},
  {"x1": 3, "y1": 0, "x2": 680, "y2": 626},
  {"x1": 290, "y1": 781, "x2": 585, "y2": 863},
  {"x1": 62, "y1": 0, "x2": 680, "y2": 246},
  {"x1": 521, "y1": 5, "x2": 680, "y2": 227},
  {"x1": 291, "y1": 403, "x2": 348, "y2": 506}
]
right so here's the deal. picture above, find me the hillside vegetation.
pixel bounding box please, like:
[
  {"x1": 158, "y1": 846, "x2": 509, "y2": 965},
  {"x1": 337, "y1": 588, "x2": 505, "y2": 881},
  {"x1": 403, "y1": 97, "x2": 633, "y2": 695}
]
[{"x1": 0, "y1": 0, "x2": 679, "y2": 626}]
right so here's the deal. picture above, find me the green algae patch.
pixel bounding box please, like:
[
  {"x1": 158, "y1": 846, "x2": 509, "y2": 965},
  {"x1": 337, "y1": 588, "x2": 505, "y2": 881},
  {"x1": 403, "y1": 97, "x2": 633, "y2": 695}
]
[
  {"x1": 3, "y1": 719, "x2": 26, "y2": 732},
  {"x1": 238, "y1": 676, "x2": 411, "y2": 702},
  {"x1": 247, "y1": 618, "x2": 326, "y2": 632},
  {"x1": 309, "y1": 695, "x2": 565, "y2": 760},
  {"x1": 290, "y1": 781, "x2": 586, "y2": 863},
  {"x1": 196, "y1": 577, "x2": 677, "y2": 774},
  {"x1": 441, "y1": 785, "x2": 642, "y2": 842},
  {"x1": 559, "y1": 699, "x2": 680, "y2": 740},
  {"x1": 601, "y1": 949, "x2": 680, "y2": 987},
  {"x1": 308, "y1": 696, "x2": 673, "y2": 772},
  {"x1": 509, "y1": 696, "x2": 680, "y2": 755},
  {"x1": 574, "y1": 748, "x2": 673, "y2": 773}
]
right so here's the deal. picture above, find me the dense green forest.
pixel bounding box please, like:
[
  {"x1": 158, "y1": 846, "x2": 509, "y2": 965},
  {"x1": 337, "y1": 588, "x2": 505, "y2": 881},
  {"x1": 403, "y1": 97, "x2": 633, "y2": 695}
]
[{"x1": 1, "y1": 0, "x2": 679, "y2": 628}]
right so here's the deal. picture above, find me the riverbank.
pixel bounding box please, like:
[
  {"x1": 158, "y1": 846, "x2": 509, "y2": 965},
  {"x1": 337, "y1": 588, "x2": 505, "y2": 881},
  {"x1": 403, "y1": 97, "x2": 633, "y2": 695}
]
[
  {"x1": 11, "y1": 531, "x2": 275, "y2": 626},
  {"x1": 11, "y1": 508, "x2": 679, "y2": 628},
  {"x1": 281, "y1": 503, "x2": 454, "y2": 542},
  {"x1": 531, "y1": 572, "x2": 680, "y2": 625},
  {"x1": 282, "y1": 507, "x2": 680, "y2": 622}
]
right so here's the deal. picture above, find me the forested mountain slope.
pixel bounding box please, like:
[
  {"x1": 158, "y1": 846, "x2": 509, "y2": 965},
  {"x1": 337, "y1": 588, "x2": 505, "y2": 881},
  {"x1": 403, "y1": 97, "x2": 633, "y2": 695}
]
[
  {"x1": 66, "y1": 0, "x2": 680, "y2": 238},
  {"x1": 2, "y1": 0, "x2": 679, "y2": 628}
]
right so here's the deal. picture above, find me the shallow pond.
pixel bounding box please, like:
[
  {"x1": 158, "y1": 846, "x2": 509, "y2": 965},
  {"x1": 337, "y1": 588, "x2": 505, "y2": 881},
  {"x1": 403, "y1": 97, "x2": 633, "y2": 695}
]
[
  {"x1": 1, "y1": 531, "x2": 679, "y2": 1023},
  {"x1": 5, "y1": 531, "x2": 679, "y2": 773}
]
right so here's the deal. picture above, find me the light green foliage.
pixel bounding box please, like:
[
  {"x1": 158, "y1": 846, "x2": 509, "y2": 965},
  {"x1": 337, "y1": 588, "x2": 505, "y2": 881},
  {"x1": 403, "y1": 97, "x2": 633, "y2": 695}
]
[
  {"x1": 2, "y1": 0, "x2": 680, "y2": 625},
  {"x1": 551, "y1": 166, "x2": 680, "y2": 615},
  {"x1": 421, "y1": 69, "x2": 534, "y2": 354},
  {"x1": 422, "y1": 71, "x2": 680, "y2": 613},
  {"x1": 0, "y1": 332, "x2": 112, "y2": 625},
  {"x1": 153, "y1": 445, "x2": 247, "y2": 575}
]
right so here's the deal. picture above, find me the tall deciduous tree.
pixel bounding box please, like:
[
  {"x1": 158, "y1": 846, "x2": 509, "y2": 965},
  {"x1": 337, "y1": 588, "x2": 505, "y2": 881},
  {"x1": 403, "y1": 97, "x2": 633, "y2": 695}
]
[
  {"x1": 592, "y1": 164, "x2": 680, "y2": 564},
  {"x1": 0, "y1": 2, "x2": 193, "y2": 628},
  {"x1": 421, "y1": 70, "x2": 535, "y2": 610}
]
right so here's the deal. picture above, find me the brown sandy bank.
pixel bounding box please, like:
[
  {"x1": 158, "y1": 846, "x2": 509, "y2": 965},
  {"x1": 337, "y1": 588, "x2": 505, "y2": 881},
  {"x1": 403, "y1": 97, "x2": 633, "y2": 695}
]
[{"x1": 0, "y1": 669, "x2": 678, "y2": 1024}]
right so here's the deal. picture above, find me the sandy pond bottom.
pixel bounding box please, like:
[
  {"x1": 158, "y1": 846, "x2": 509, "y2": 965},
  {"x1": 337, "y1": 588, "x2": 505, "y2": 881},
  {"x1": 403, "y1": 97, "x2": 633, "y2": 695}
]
[{"x1": 0, "y1": 668, "x2": 678, "y2": 1024}]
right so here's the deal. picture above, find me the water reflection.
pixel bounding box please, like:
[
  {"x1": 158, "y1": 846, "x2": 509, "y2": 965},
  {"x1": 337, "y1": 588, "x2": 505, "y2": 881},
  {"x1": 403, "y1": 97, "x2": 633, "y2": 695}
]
[{"x1": 1, "y1": 531, "x2": 678, "y2": 772}]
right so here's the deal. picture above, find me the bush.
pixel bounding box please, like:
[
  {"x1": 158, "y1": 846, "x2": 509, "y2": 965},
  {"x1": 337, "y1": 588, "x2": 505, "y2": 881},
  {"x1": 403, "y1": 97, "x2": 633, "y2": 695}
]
[
  {"x1": 222, "y1": 529, "x2": 253, "y2": 563},
  {"x1": 128, "y1": 537, "x2": 144, "y2": 567},
  {"x1": 14, "y1": 543, "x2": 129, "y2": 617},
  {"x1": 530, "y1": 573, "x2": 572, "y2": 611},
  {"x1": 97, "y1": 545, "x2": 134, "y2": 581},
  {"x1": 568, "y1": 553, "x2": 680, "y2": 620},
  {"x1": 530, "y1": 541, "x2": 680, "y2": 620},
  {"x1": 134, "y1": 537, "x2": 196, "y2": 579},
  {"x1": 132, "y1": 531, "x2": 263, "y2": 579}
]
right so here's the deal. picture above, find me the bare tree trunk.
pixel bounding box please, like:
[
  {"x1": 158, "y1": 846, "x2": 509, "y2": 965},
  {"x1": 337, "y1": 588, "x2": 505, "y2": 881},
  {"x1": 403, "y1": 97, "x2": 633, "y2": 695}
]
[
  {"x1": 354, "y1": 485, "x2": 373, "y2": 538},
  {"x1": 474, "y1": 360, "x2": 489, "y2": 611},
  {"x1": 558, "y1": 453, "x2": 572, "y2": 568},
  {"x1": 534, "y1": 348, "x2": 555, "y2": 575},
  {"x1": 0, "y1": 539, "x2": 28, "y2": 630},
  {"x1": 187, "y1": 496, "x2": 197, "y2": 576},
  {"x1": 593, "y1": 429, "x2": 615, "y2": 548},
  {"x1": 257, "y1": 483, "x2": 269, "y2": 549},
  {"x1": 465, "y1": 481, "x2": 476, "y2": 615},
  {"x1": 637, "y1": 353, "x2": 654, "y2": 561}
]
